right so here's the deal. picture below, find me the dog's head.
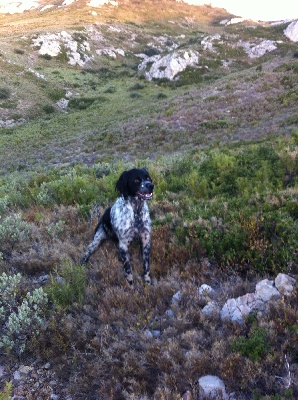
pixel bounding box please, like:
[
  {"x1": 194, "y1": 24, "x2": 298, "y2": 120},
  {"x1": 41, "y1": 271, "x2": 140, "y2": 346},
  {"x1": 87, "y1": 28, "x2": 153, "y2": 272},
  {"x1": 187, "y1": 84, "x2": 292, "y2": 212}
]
[{"x1": 116, "y1": 168, "x2": 154, "y2": 200}]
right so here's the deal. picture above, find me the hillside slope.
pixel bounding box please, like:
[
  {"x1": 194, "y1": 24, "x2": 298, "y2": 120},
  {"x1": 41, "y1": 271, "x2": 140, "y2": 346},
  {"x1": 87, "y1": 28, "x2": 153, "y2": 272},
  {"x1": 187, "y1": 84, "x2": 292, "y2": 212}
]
[
  {"x1": 0, "y1": 2, "x2": 297, "y2": 399},
  {"x1": 0, "y1": 1, "x2": 296, "y2": 173}
]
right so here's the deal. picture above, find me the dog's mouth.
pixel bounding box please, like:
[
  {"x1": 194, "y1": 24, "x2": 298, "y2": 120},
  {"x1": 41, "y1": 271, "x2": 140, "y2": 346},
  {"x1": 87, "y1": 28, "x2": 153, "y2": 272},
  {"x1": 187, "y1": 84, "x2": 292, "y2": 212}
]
[{"x1": 137, "y1": 192, "x2": 153, "y2": 200}]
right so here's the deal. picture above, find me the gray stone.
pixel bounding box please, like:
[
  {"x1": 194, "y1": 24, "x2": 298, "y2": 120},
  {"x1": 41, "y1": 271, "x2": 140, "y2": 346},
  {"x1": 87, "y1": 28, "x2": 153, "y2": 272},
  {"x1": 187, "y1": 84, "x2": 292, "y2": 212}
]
[
  {"x1": 198, "y1": 375, "x2": 228, "y2": 399},
  {"x1": 198, "y1": 284, "x2": 215, "y2": 300},
  {"x1": 220, "y1": 292, "x2": 263, "y2": 324},
  {"x1": 202, "y1": 301, "x2": 219, "y2": 317},
  {"x1": 165, "y1": 309, "x2": 175, "y2": 318},
  {"x1": 284, "y1": 20, "x2": 298, "y2": 42},
  {"x1": 240, "y1": 39, "x2": 278, "y2": 58},
  {"x1": 275, "y1": 273, "x2": 296, "y2": 296},
  {"x1": 152, "y1": 330, "x2": 161, "y2": 338},
  {"x1": 13, "y1": 370, "x2": 21, "y2": 380},
  {"x1": 255, "y1": 279, "x2": 280, "y2": 302},
  {"x1": 144, "y1": 329, "x2": 153, "y2": 339},
  {"x1": 172, "y1": 290, "x2": 181, "y2": 306},
  {"x1": 138, "y1": 50, "x2": 199, "y2": 81}
]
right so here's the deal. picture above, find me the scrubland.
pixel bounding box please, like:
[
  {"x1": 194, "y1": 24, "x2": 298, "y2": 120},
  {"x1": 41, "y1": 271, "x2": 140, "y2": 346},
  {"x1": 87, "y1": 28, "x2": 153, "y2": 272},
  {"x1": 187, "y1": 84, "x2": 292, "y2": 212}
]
[{"x1": 0, "y1": 1, "x2": 297, "y2": 398}]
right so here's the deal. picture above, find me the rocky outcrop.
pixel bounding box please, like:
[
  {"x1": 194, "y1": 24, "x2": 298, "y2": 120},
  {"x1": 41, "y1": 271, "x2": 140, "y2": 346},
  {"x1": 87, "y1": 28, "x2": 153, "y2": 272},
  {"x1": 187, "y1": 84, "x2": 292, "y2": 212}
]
[
  {"x1": 96, "y1": 47, "x2": 125, "y2": 58},
  {"x1": 32, "y1": 31, "x2": 92, "y2": 67},
  {"x1": 137, "y1": 50, "x2": 199, "y2": 81},
  {"x1": 239, "y1": 39, "x2": 278, "y2": 58},
  {"x1": 284, "y1": 20, "x2": 298, "y2": 42},
  {"x1": 219, "y1": 274, "x2": 296, "y2": 324}
]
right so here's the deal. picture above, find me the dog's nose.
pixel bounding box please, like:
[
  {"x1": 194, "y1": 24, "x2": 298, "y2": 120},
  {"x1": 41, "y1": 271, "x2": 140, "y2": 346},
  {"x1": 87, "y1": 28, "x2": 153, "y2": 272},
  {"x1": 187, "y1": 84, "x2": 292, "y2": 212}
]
[{"x1": 145, "y1": 181, "x2": 154, "y2": 191}]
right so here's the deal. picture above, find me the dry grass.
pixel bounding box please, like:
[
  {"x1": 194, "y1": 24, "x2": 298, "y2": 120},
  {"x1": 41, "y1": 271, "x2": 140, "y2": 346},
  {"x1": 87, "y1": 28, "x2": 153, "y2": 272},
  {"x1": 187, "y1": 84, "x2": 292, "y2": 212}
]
[{"x1": 0, "y1": 2, "x2": 297, "y2": 399}]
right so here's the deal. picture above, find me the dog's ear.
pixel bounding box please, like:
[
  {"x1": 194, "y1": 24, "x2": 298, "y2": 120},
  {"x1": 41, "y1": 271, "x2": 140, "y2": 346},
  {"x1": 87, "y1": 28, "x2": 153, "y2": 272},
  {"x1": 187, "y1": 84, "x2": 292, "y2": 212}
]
[{"x1": 115, "y1": 170, "x2": 129, "y2": 198}]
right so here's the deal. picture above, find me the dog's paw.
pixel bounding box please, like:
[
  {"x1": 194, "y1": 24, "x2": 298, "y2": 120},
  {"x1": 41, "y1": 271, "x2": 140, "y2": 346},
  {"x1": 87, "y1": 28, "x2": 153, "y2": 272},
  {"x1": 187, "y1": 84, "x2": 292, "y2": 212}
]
[
  {"x1": 144, "y1": 273, "x2": 152, "y2": 285},
  {"x1": 80, "y1": 255, "x2": 89, "y2": 265},
  {"x1": 125, "y1": 273, "x2": 134, "y2": 286}
]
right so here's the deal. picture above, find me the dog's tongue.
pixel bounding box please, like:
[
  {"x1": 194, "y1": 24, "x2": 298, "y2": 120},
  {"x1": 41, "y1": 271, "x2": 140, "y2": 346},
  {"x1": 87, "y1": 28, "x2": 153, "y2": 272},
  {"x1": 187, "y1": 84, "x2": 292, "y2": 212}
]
[{"x1": 137, "y1": 192, "x2": 152, "y2": 199}]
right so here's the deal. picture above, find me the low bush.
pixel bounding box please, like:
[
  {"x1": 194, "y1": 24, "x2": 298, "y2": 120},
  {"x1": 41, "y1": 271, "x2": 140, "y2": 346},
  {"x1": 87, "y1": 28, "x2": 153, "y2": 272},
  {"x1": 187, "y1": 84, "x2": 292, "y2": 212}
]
[
  {"x1": 68, "y1": 96, "x2": 108, "y2": 110},
  {"x1": 231, "y1": 325, "x2": 270, "y2": 362},
  {"x1": 0, "y1": 272, "x2": 48, "y2": 355},
  {"x1": 0, "y1": 88, "x2": 11, "y2": 100},
  {"x1": 42, "y1": 104, "x2": 56, "y2": 114},
  {"x1": 47, "y1": 262, "x2": 86, "y2": 308}
]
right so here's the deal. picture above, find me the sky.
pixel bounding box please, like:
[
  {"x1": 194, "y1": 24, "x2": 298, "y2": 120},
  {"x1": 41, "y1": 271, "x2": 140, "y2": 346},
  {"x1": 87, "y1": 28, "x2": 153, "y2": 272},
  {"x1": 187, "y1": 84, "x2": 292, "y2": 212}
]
[
  {"x1": 183, "y1": 0, "x2": 298, "y2": 21},
  {"x1": 0, "y1": 0, "x2": 297, "y2": 21}
]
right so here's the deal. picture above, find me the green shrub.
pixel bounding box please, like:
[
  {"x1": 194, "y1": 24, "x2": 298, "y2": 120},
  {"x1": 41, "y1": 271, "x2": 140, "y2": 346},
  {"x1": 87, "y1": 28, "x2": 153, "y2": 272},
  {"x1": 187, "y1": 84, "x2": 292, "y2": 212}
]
[
  {"x1": 46, "y1": 87, "x2": 66, "y2": 101},
  {"x1": 0, "y1": 88, "x2": 11, "y2": 100},
  {"x1": 104, "y1": 86, "x2": 117, "y2": 93},
  {"x1": 68, "y1": 96, "x2": 108, "y2": 110},
  {"x1": 129, "y1": 83, "x2": 145, "y2": 90},
  {"x1": 143, "y1": 47, "x2": 160, "y2": 57},
  {"x1": 0, "y1": 273, "x2": 48, "y2": 355},
  {"x1": 130, "y1": 92, "x2": 141, "y2": 98},
  {"x1": 0, "y1": 213, "x2": 30, "y2": 245},
  {"x1": 157, "y1": 92, "x2": 167, "y2": 99},
  {"x1": 40, "y1": 53, "x2": 52, "y2": 60},
  {"x1": 14, "y1": 48, "x2": 24, "y2": 55},
  {"x1": 42, "y1": 104, "x2": 56, "y2": 114},
  {"x1": 47, "y1": 262, "x2": 86, "y2": 308},
  {"x1": 0, "y1": 382, "x2": 12, "y2": 400},
  {"x1": 231, "y1": 326, "x2": 270, "y2": 362}
]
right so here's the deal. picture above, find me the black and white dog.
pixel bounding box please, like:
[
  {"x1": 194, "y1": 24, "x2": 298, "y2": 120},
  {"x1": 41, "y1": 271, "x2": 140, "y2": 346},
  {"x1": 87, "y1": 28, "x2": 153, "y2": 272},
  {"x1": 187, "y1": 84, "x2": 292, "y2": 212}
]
[{"x1": 81, "y1": 168, "x2": 154, "y2": 285}]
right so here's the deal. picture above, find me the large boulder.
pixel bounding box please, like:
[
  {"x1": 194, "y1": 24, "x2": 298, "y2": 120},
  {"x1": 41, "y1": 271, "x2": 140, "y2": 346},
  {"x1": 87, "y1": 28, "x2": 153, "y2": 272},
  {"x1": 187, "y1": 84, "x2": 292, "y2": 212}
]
[
  {"x1": 275, "y1": 273, "x2": 296, "y2": 296},
  {"x1": 138, "y1": 50, "x2": 199, "y2": 81},
  {"x1": 240, "y1": 39, "x2": 278, "y2": 58},
  {"x1": 32, "y1": 31, "x2": 92, "y2": 66},
  {"x1": 284, "y1": 20, "x2": 298, "y2": 42},
  {"x1": 255, "y1": 279, "x2": 280, "y2": 302},
  {"x1": 198, "y1": 375, "x2": 228, "y2": 400}
]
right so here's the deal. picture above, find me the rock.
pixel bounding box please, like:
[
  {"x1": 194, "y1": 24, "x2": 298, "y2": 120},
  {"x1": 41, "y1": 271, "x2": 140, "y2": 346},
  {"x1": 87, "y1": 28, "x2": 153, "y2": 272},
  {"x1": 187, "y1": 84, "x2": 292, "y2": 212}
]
[
  {"x1": 56, "y1": 98, "x2": 69, "y2": 110},
  {"x1": 220, "y1": 276, "x2": 285, "y2": 324},
  {"x1": 202, "y1": 301, "x2": 219, "y2": 317},
  {"x1": 172, "y1": 290, "x2": 181, "y2": 305},
  {"x1": 240, "y1": 40, "x2": 278, "y2": 58},
  {"x1": 198, "y1": 375, "x2": 228, "y2": 399},
  {"x1": 165, "y1": 309, "x2": 175, "y2": 318},
  {"x1": 96, "y1": 48, "x2": 125, "y2": 58},
  {"x1": 275, "y1": 273, "x2": 296, "y2": 296},
  {"x1": 255, "y1": 279, "x2": 280, "y2": 302},
  {"x1": 33, "y1": 274, "x2": 50, "y2": 284},
  {"x1": 138, "y1": 50, "x2": 199, "y2": 81},
  {"x1": 220, "y1": 292, "x2": 264, "y2": 324},
  {"x1": 32, "y1": 31, "x2": 92, "y2": 67},
  {"x1": 13, "y1": 370, "x2": 21, "y2": 380},
  {"x1": 284, "y1": 20, "x2": 298, "y2": 42},
  {"x1": 18, "y1": 365, "x2": 33, "y2": 375},
  {"x1": 182, "y1": 390, "x2": 192, "y2": 400},
  {"x1": 201, "y1": 34, "x2": 221, "y2": 51},
  {"x1": 198, "y1": 284, "x2": 215, "y2": 300},
  {"x1": 144, "y1": 330, "x2": 153, "y2": 339},
  {"x1": 152, "y1": 330, "x2": 161, "y2": 338},
  {"x1": 220, "y1": 297, "x2": 250, "y2": 324},
  {"x1": 0, "y1": 366, "x2": 5, "y2": 378}
]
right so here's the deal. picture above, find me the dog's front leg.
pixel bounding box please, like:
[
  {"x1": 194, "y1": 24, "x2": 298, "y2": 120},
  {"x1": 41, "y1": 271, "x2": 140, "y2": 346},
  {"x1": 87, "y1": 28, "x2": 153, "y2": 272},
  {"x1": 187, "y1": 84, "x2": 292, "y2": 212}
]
[
  {"x1": 141, "y1": 232, "x2": 151, "y2": 285},
  {"x1": 119, "y1": 243, "x2": 134, "y2": 285}
]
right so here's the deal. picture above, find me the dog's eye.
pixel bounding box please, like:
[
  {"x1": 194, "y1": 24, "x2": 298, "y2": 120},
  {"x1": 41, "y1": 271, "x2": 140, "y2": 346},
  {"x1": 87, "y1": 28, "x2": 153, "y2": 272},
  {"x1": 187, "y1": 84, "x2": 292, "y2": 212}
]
[{"x1": 134, "y1": 178, "x2": 141, "y2": 183}]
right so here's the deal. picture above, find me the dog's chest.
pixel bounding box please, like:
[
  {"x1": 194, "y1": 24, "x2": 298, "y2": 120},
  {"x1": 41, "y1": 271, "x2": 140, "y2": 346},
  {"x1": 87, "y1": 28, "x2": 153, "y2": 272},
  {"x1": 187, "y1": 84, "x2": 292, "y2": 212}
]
[{"x1": 111, "y1": 197, "x2": 150, "y2": 240}]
